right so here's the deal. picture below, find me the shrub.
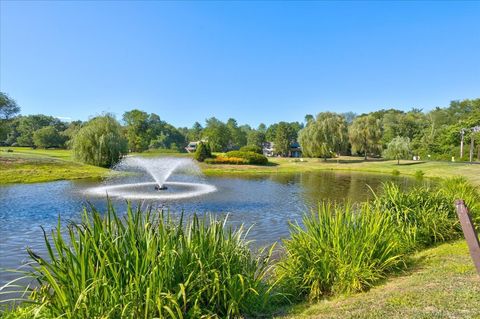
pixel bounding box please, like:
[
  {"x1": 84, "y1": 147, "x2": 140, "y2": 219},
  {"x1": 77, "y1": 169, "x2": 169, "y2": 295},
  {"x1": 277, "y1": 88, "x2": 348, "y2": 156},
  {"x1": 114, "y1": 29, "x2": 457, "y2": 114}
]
[
  {"x1": 414, "y1": 170, "x2": 425, "y2": 179},
  {"x1": 277, "y1": 202, "x2": 403, "y2": 301},
  {"x1": 72, "y1": 115, "x2": 127, "y2": 167},
  {"x1": 205, "y1": 156, "x2": 249, "y2": 165},
  {"x1": 239, "y1": 145, "x2": 263, "y2": 154},
  {"x1": 11, "y1": 204, "x2": 276, "y2": 318},
  {"x1": 391, "y1": 169, "x2": 400, "y2": 176},
  {"x1": 225, "y1": 151, "x2": 268, "y2": 165},
  {"x1": 194, "y1": 142, "x2": 212, "y2": 162}
]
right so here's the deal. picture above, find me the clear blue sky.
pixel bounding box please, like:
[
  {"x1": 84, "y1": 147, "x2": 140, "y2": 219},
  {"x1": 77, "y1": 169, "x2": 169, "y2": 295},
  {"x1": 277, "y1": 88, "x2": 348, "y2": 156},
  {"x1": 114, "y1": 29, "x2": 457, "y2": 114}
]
[{"x1": 1, "y1": 1, "x2": 479, "y2": 128}]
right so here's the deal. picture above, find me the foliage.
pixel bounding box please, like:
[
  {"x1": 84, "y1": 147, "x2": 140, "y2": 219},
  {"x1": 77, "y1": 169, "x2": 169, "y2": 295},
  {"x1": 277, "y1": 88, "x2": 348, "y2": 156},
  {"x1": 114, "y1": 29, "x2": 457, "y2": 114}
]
[
  {"x1": 72, "y1": 115, "x2": 127, "y2": 167},
  {"x1": 225, "y1": 151, "x2": 268, "y2": 165},
  {"x1": 277, "y1": 202, "x2": 403, "y2": 301},
  {"x1": 247, "y1": 130, "x2": 266, "y2": 147},
  {"x1": 205, "y1": 156, "x2": 249, "y2": 165},
  {"x1": 123, "y1": 110, "x2": 185, "y2": 152},
  {"x1": 0, "y1": 92, "x2": 20, "y2": 120},
  {"x1": 414, "y1": 170, "x2": 425, "y2": 179},
  {"x1": 187, "y1": 121, "x2": 203, "y2": 142},
  {"x1": 202, "y1": 117, "x2": 231, "y2": 152},
  {"x1": 32, "y1": 126, "x2": 66, "y2": 148},
  {"x1": 391, "y1": 169, "x2": 400, "y2": 176},
  {"x1": 383, "y1": 136, "x2": 411, "y2": 164},
  {"x1": 15, "y1": 115, "x2": 67, "y2": 147},
  {"x1": 7, "y1": 204, "x2": 276, "y2": 318},
  {"x1": 348, "y1": 115, "x2": 382, "y2": 159},
  {"x1": 239, "y1": 145, "x2": 263, "y2": 154},
  {"x1": 298, "y1": 112, "x2": 348, "y2": 159},
  {"x1": 193, "y1": 141, "x2": 211, "y2": 162},
  {"x1": 226, "y1": 118, "x2": 247, "y2": 149}
]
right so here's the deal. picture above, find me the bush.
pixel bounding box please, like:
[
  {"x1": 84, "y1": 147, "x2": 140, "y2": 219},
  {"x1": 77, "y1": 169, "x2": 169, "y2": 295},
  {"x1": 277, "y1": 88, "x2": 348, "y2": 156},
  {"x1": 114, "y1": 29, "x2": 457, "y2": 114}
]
[
  {"x1": 239, "y1": 145, "x2": 263, "y2": 154},
  {"x1": 205, "y1": 156, "x2": 249, "y2": 165},
  {"x1": 72, "y1": 115, "x2": 127, "y2": 167},
  {"x1": 277, "y1": 202, "x2": 403, "y2": 301},
  {"x1": 225, "y1": 151, "x2": 268, "y2": 165},
  {"x1": 391, "y1": 169, "x2": 400, "y2": 176},
  {"x1": 12, "y1": 204, "x2": 276, "y2": 318},
  {"x1": 194, "y1": 142, "x2": 212, "y2": 162},
  {"x1": 414, "y1": 170, "x2": 425, "y2": 179}
]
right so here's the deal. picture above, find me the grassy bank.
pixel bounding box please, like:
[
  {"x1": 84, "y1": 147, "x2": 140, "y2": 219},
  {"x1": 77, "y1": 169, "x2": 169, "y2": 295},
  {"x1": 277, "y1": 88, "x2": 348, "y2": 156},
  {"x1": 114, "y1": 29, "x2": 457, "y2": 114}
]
[
  {"x1": 0, "y1": 147, "x2": 109, "y2": 184},
  {"x1": 282, "y1": 240, "x2": 480, "y2": 319}
]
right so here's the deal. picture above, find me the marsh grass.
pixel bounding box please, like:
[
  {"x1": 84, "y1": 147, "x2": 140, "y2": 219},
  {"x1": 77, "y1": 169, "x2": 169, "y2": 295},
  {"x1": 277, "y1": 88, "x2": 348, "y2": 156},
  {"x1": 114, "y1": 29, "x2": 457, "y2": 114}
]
[
  {"x1": 276, "y1": 202, "x2": 403, "y2": 301},
  {"x1": 2, "y1": 204, "x2": 278, "y2": 318}
]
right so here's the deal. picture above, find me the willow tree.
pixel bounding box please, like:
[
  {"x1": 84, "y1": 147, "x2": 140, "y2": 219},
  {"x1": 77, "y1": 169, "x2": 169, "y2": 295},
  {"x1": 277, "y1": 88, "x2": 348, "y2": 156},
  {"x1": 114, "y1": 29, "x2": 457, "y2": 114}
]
[
  {"x1": 298, "y1": 112, "x2": 348, "y2": 160},
  {"x1": 383, "y1": 136, "x2": 411, "y2": 164},
  {"x1": 348, "y1": 115, "x2": 382, "y2": 160},
  {"x1": 73, "y1": 115, "x2": 127, "y2": 167}
]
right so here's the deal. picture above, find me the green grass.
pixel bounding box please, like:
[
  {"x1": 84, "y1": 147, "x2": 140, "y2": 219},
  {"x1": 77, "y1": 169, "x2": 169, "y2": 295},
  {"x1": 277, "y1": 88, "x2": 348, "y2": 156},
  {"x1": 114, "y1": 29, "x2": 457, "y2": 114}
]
[
  {"x1": 0, "y1": 147, "x2": 109, "y2": 184},
  {"x1": 281, "y1": 240, "x2": 480, "y2": 319}
]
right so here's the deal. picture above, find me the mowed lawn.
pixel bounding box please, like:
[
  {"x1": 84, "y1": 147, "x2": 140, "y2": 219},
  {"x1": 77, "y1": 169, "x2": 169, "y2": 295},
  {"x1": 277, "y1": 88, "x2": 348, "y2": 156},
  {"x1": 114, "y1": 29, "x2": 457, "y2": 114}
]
[
  {"x1": 281, "y1": 240, "x2": 480, "y2": 319},
  {"x1": 0, "y1": 147, "x2": 109, "y2": 184}
]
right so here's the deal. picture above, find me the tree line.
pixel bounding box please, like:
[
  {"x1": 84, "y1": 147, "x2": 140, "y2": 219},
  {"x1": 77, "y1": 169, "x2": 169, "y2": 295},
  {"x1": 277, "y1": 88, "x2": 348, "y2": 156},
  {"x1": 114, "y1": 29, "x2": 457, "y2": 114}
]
[{"x1": 1, "y1": 91, "x2": 479, "y2": 166}]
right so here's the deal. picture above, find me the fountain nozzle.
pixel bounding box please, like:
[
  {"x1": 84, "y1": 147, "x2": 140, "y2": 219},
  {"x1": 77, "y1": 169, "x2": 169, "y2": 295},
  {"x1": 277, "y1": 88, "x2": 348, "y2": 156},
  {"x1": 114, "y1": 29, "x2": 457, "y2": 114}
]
[{"x1": 154, "y1": 184, "x2": 168, "y2": 191}]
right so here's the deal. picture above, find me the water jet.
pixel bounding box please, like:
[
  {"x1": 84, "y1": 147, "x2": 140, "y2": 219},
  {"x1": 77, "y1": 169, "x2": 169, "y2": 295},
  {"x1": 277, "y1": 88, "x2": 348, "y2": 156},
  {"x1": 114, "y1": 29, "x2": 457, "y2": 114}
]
[{"x1": 85, "y1": 157, "x2": 216, "y2": 200}]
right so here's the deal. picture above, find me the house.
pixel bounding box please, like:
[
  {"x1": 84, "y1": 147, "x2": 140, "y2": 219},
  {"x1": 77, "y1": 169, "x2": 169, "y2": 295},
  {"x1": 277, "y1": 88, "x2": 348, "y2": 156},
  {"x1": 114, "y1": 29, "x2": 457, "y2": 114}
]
[
  {"x1": 262, "y1": 141, "x2": 302, "y2": 158},
  {"x1": 262, "y1": 142, "x2": 275, "y2": 157},
  {"x1": 289, "y1": 142, "x2": 302, "y2": 158},
  {"x1": 185, "y1": 141, "x2": 199, "y2": 153}
]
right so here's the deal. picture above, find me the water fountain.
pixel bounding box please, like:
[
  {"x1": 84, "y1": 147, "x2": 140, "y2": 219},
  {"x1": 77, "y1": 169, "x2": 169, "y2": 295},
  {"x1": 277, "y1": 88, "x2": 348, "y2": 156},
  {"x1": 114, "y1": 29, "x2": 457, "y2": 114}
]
[{"x1": 85, "y1": 157, "x2": 217, "y2": 200}]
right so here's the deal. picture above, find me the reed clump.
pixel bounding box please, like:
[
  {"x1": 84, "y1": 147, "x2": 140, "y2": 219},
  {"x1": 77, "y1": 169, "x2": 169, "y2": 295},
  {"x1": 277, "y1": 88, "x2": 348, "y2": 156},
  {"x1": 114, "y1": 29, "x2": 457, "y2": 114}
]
[
  {"x1": 276, "y1": 202, "x2": 404, "y2": 301},
  {"x1": 13, "y1": 204, "x2": 276, "y2": 318}
]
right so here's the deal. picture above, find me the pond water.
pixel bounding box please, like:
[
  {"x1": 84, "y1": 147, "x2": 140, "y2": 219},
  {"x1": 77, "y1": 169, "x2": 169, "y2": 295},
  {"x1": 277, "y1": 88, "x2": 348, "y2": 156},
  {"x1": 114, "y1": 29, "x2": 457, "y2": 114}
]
[{"x1": 0, "y1": 170, "x2": 423, "y2": 287}]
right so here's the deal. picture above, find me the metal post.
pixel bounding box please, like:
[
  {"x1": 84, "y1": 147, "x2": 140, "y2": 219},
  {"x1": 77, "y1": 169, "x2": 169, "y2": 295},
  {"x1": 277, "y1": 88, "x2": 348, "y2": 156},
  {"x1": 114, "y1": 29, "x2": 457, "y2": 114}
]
[
  {"x1": 460, "y1": 129, "x2": 465, "y2": 158},
  {"x1": 470, "y1": 136, "x2": 474, "y2": 163},
  {"x1": 455, "y1": 200, "x2": 480, "y2": 276}
]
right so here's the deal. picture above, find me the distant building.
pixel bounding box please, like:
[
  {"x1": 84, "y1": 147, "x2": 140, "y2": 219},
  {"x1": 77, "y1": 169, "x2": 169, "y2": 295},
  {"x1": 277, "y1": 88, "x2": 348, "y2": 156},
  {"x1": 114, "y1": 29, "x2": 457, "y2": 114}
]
[
  {"x1": 185, "y1": 141, "x2": 199, "y2": 153},
  {"x1": 262, "y1": 141, "x2": 302, "y2": 158},
  {"x1": 289, "y1": 141, "x2": 302, "y2": 158}
]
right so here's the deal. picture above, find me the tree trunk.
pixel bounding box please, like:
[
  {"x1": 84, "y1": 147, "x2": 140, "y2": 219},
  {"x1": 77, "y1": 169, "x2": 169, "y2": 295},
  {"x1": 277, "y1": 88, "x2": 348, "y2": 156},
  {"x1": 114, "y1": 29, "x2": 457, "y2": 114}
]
[{"x1": 397, "y1": 158, "x2": 400, "y2": 165}]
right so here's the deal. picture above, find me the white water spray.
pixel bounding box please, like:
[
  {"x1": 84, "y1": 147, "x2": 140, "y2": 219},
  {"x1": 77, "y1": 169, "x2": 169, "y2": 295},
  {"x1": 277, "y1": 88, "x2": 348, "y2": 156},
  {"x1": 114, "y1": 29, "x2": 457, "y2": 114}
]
[{"x1": 85, "y1": 157, "x2": 216, "y2": 200}]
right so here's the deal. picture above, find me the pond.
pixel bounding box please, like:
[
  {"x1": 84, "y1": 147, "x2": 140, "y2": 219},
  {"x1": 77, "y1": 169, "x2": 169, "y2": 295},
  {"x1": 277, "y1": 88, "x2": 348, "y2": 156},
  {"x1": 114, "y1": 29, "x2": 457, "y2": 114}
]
[{"x1": 0, "y1": 170, "x2": 423, "y2": 287}]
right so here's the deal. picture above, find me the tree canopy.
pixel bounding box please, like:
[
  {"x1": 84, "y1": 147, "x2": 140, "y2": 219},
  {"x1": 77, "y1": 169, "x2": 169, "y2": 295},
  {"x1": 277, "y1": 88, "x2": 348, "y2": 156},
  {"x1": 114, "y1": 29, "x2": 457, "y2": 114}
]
[
  {"x1": 383, "y1": 136, "x2": 411, "y2": 164},
  {"x1": 73, "y1": 115, "x2": 128, "y2": 167},
  {"x1": 298, "y1": 112, "x2": 348, "y2": 159},
  {"x1": 348, "y1": 115, "x2": 382, "y2": 160}
]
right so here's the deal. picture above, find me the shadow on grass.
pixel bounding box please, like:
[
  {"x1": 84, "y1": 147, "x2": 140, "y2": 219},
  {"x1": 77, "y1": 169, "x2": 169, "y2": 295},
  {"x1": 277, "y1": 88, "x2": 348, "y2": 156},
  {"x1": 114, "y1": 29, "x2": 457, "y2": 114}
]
[{"x1": 396, "y1": 161, "x2": 426, "y2": 166}]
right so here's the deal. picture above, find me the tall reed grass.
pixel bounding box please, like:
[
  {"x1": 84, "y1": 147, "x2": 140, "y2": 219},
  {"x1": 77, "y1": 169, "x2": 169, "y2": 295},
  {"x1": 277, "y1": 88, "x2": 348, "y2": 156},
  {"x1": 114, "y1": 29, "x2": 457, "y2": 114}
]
[
  {"x1": 6, "y1": 204, "x2": 277, "y2": 318},
  {"x1": 276, "y1": 202, "x2": 403, "y2": 301}
]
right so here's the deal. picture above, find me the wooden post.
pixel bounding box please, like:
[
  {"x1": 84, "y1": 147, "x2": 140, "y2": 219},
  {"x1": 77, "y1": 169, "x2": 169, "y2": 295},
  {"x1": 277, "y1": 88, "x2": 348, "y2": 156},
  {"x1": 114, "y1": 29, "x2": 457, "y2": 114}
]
[{"x1": 455, "y1": 200, "x2": 480, "y2": 276}]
